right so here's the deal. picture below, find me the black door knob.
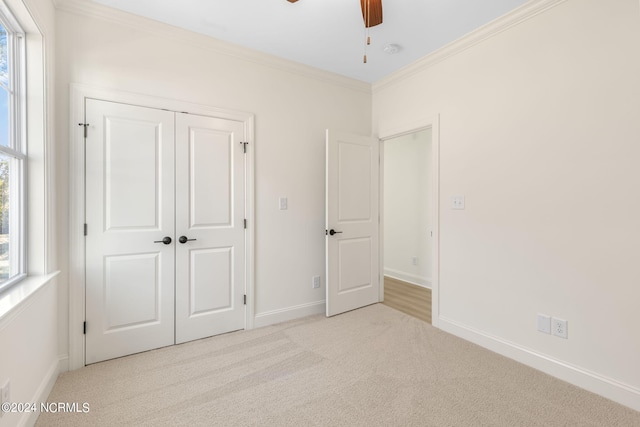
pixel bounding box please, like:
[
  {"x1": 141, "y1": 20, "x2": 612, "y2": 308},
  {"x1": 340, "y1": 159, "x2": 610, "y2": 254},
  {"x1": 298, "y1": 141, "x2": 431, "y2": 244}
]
[
  {"x1": 179, "y1": 236, "x2": 197, "y2": 244},
  {"x1": 154, "y1": 236, "x2": 172, "y2": 245},
  {"x1": 329, "y1": 229, "x2": 343, "y2": 236}
]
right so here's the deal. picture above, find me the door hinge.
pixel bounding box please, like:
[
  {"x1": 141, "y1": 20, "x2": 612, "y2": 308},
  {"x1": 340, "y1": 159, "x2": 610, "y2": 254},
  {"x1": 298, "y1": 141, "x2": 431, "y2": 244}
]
[
  {"x1": 240, "y1": 141, "x2": 248, "y2": 153},
  {"x1": 84, "y1": 224, "x2": 88, "y2": 236},
  {"x1": 78, "y1": 123, "x2": 89, "y2": 138},
  {"x1": 244, "y1": 219, "x2": 247, "y2": 229},
  {"x1": 243, "y1": 295, "x2": 247, "y2": 305},
  {"x1": 83, "y1": 321, "x2": 86, "y2": 335}
]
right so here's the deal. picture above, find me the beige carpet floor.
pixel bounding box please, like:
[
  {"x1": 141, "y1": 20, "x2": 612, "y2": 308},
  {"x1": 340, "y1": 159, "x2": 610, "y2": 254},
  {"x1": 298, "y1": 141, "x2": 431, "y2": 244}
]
[{"x1": 38, "y1": 304, "x2": 639, "y2": 426}]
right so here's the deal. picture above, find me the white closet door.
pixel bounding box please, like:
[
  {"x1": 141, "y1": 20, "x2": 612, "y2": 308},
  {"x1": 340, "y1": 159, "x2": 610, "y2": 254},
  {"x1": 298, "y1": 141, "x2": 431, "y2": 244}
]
[
  {"x1": 174, "y1": 113, "x2": 246, "y2": 344},
  {"x1": 85, "y1": 99, "x2": 176, "y2": 364}
]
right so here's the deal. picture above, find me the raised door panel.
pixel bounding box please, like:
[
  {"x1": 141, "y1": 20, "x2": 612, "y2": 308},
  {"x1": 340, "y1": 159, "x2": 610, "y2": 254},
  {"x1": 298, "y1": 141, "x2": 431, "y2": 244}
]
[
  {"x1": 189, "y1": 247, "x2": 233, "y2": 315},
  {"x1": 338, "y1": 238, "x2": 372, "y2": 294},
  {"x1": 104, "y1": 117, "x2": 161, "y2": 230},
  {"x1": 189, "y1": 127, "x2": 233, "y2": 227},
  {"x1": 338, "y1": 142, "x2": 372, "y2": 222},
  {"x1": 104, "y1": 253, "x2": 161, "y2": 329}
]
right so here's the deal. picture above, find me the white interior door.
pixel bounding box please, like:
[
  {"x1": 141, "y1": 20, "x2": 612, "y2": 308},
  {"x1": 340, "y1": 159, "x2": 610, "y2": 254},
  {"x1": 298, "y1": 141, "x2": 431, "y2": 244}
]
[
  {"x1": 325, "y1": 130, "x2": 380, "y2": 317},
  {"x1": 85, "y1": 100, "x2": 248, "y2": 363},
  {"x1": 85, "y1": 99, "x2": 176, "y2": 364},
  {"x1": 175, "y1": 113, "x2": 246, "y2": 344}
]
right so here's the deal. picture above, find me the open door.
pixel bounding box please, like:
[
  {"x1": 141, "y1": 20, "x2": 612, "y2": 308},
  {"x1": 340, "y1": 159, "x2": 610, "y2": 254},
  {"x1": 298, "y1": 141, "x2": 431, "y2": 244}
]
[{"x1": 326, "y1": 130, "x2": 380, "y2": 317}]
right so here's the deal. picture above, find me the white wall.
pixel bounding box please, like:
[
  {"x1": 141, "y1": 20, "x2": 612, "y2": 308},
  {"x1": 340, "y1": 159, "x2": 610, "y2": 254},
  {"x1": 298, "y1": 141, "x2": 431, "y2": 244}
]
[
  {"x1": 54, "y1": 0, "x2": 372, "y2": 355},
  {"x1": 383, "y1": 129, "x2": 432, "y2": 287},
  {"x1": 374, "y1": 0, "x2": 640, "y2": 410},
  {"x1": 0, "y1": 282, "x2": 58, "y2": 427}
]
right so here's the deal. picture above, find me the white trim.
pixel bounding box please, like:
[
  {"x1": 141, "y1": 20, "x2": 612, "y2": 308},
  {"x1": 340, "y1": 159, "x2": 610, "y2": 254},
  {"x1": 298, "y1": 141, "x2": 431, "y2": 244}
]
[
  {"x1": 244, "y1": 116, "x2": 255, "y2": 330},
  {"x1": 68, "y1": 84, "x2": 256, "y2": 370},
  {"x1": 0, "y1": 4, "x2": 28, "y2": 293},
  {"x1": 431, "y1": 117, "x2": 440, "y2": 328},
  {"x1": 383, "y1": 269, "x2": 431, "y2": 289},
  {"x1": 57, "y1": 355, "x2": 69, "y2": 374},
  {"x1": 53, "y1": 0, "x2": 370, "y2": 94},
  {"x1": 378, "y1": 138, "x2": 384, "y2": 302},
  {"x1": 378, "y1": 115, "x2": 440, "y2": 327},
  {"x1": 439, "y1": 316, "x2": 640, "y2": 412},
  {"x1": 20, "y1": 355, "x2": 62, "y2": 427},
  {"x1": 0, "y1": 1, "x2": 25, "y2": 35},
  {"x1": 68, "y1": 85, "x2": 86, "y2": 371},
  {"x1": 373, "y1": 0, "x2": 567, "y2": 91},
  {"x1": 254, "y1": 301, "x2": 325, "y2": 328}
]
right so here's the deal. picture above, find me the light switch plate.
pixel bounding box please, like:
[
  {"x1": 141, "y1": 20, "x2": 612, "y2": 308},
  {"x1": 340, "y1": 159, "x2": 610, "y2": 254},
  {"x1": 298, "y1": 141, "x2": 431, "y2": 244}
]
[
  {"x1": 451, "y1": 195, "x2": 465, "y2": 210},
  {"x1": 537, "y1": 314, "x2": 551, "y2": 334}
]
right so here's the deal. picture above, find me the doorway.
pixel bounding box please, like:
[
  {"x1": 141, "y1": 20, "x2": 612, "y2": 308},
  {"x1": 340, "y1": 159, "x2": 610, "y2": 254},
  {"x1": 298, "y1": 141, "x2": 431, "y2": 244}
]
[{"x1": 381, "y1": 128, "x2": 434, "y2": 323}]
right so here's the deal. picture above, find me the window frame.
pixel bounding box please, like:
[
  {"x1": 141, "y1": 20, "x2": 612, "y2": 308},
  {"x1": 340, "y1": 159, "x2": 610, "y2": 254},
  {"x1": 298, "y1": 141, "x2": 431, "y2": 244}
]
[{"x1": 0, "y1": 2, "x2": 26, "y2": 293}]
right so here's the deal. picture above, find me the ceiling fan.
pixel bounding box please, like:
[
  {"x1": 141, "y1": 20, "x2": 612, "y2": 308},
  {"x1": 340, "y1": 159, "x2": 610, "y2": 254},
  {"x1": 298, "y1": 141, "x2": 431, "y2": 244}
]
[
  {"x1": 286, "y1": 0, "x2": 383, "y2": 28},
  {"x1": 287, "y1": 0, "x2": 383, "y2": 63}
]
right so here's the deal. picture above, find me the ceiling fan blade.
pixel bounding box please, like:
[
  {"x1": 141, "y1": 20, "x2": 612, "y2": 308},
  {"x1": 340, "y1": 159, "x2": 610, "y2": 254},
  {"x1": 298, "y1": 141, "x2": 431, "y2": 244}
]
[{"x1": 361, "y1": 0, "x2": 383, "y2": 28}]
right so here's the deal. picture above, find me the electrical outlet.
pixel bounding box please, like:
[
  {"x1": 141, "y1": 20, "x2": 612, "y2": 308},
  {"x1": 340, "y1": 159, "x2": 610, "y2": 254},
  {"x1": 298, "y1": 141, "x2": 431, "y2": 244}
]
[
  {"x1": 279, "y1": 197, "x2": 288, "y2": 210},
  {"x1": 551, "y1": 317, "x2": 568, "y2": 339},
  {"x1": 537, "y1": 314, "x2": 551, "y2": 334},
  {"x1": 312, "y1": 276, "x2": 321, "y2": 289}
]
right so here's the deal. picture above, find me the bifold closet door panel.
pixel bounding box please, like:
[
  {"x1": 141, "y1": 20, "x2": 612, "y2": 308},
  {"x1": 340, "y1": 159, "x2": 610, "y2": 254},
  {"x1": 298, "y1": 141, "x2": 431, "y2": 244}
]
[
  {"x1": 174, "y1": 112, "x2": 246, "y2": 344},
  {"x1": 85, "y1": 99, "x2": 176, "y2": 364}
]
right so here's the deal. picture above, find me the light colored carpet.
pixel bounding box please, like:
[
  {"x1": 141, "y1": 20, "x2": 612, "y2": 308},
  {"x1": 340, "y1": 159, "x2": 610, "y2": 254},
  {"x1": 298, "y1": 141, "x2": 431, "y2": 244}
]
[{"x1": 38, "y1": 304, "x2": 639, "y2": 426}]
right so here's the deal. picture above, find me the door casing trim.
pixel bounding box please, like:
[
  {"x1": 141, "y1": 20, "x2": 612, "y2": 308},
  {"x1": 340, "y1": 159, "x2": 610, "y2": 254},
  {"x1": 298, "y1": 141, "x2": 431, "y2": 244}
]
[{"x1": 69, "y1": 84, "x2": 255, "y2": 370}]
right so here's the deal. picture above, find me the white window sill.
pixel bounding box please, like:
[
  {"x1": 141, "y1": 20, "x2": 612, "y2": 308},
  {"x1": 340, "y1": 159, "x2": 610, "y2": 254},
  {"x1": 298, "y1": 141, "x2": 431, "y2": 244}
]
[{"x1": 0, "y1": 271, "x2": 60, "y2": 327}]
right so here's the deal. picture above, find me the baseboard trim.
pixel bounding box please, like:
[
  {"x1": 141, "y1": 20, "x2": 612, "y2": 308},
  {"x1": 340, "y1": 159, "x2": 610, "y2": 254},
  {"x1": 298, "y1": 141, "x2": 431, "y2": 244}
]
[
  {"x1": 384, "y1": 269, "x2": 431, "y2": 288},
  {"x1": 57, "y1": 355, "x2": 69, "y2": 374},
  {"x1": 254, "y1": 300, "x2": 325, "y2": 328},
  {"x1": 438, "y1": 316, "x2": 640, "y2": 412},
  {"x1": 20, "y1": 356, "x2": 62, "y2": 427}
]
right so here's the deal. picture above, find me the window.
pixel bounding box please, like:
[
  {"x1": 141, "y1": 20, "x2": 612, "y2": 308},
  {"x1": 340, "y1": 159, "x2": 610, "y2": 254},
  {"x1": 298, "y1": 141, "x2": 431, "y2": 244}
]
[{"x1": 0, "y1": 5, "x2": 24, "y2": 292}]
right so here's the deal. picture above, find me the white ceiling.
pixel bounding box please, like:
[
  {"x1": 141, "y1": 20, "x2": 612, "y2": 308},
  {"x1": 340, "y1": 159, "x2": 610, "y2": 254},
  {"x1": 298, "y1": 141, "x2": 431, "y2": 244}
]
[{"x1": 90, "y1": 0, "x2": 530, "y2": 83}]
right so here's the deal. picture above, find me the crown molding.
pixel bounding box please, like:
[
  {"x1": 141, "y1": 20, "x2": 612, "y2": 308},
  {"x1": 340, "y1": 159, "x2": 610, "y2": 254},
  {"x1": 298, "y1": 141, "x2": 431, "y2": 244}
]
[
  {"x1": 53, "y1": 0, "x2": 372, "y2": 94},
  {"x1": 373, "y1": 0, "x2": 568, "y2": 92}
]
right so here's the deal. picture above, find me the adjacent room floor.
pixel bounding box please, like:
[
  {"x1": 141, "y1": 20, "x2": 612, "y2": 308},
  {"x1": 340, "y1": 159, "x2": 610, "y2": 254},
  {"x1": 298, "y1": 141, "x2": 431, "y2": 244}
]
[{"x1": 382, "y1": 276, "x2": 432, "y2": 323}]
